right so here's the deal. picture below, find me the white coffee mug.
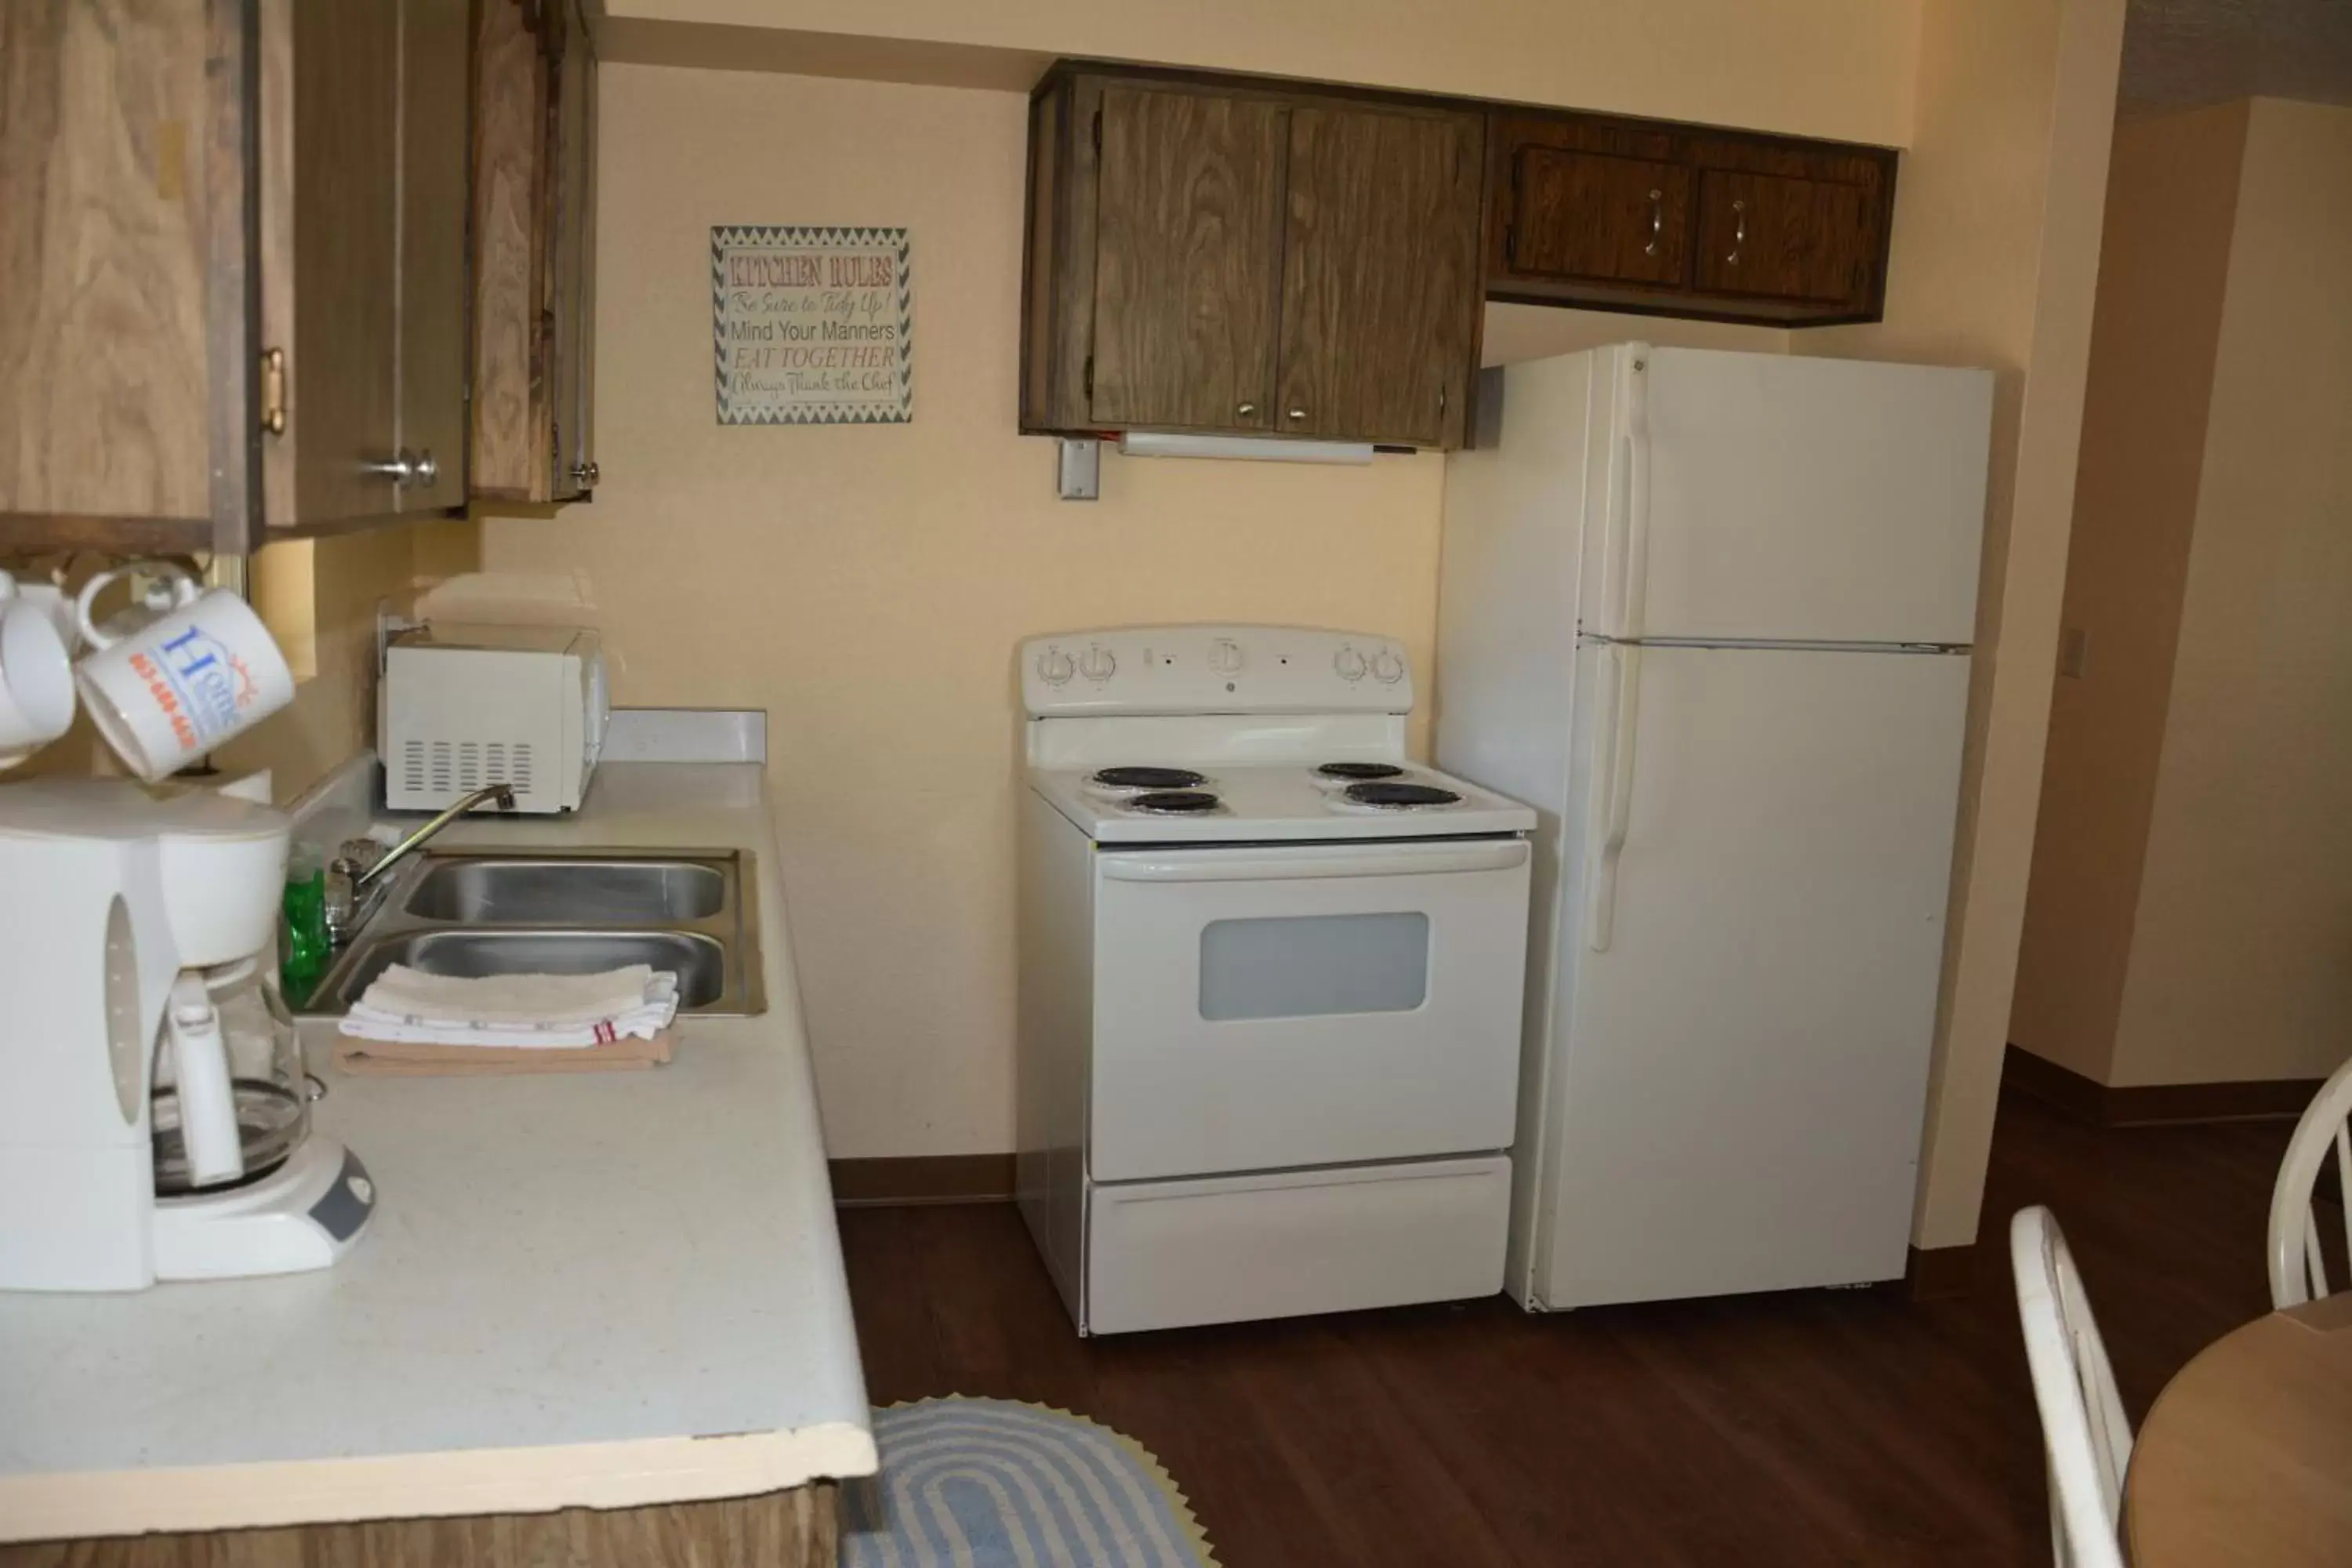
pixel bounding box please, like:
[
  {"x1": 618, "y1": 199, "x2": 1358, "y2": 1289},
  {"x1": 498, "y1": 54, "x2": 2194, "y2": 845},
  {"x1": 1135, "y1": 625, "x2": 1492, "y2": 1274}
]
[
  {"x1": 0, "y1": 575, "x2": 78, "y2": 768},
  {"x1": 74, "y1": 562, "x2": 296, "y2": 782}
]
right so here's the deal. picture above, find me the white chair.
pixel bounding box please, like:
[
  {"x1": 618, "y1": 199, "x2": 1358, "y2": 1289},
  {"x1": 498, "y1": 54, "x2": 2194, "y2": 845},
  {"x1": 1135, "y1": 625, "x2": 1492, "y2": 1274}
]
[
  {"x1": 2267, "y1": 1053, "x2": 2352, "y2": 1308},
  {"x1": 2010, "y1": 1206, "x2": 2132, "y2": 1568}
]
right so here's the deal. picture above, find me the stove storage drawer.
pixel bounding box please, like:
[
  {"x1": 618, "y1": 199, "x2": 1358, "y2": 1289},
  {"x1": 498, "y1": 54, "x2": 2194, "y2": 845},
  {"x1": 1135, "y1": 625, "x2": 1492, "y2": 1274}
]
[
  {"x1": 1088, "y1": 837, "x2": 1531, "y2": 1181},
  {"x1": 1085, "y1": 1154, "x2": 1512, "y2": 1334}
]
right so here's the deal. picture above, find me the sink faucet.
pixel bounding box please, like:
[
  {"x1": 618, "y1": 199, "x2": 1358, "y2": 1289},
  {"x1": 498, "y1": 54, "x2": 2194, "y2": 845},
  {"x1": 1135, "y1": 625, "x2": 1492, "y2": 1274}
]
[{"x1": 325, "y1": 783, "x2": 516, "y2": 945}]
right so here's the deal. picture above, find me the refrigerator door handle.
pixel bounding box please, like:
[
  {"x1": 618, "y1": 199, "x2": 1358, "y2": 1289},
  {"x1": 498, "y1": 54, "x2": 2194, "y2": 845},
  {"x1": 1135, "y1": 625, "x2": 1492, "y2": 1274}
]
[
  {"x1": 1598, "y1": 347, "x2": 1655, "y2": 641},
  {"x1": 1583, "y1": 642, "x2": 1643, "y2": 951}
]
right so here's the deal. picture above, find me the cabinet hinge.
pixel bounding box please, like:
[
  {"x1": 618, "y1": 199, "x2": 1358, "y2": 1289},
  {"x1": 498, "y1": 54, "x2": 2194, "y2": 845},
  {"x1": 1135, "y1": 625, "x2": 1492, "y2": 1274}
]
[
  {"x1": 259, "y1": 347, "x2": 286, "y2": 436},
  {"x1": 1091, "y1": 108, "x2": 1102, "y2": 156},
  {"x1": 1083, "y1": 354, "x2": 1094, "y2": 400}
]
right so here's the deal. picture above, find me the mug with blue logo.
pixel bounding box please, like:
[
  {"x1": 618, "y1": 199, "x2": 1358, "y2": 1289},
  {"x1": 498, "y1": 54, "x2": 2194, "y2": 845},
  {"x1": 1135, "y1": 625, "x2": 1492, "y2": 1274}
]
[{"x1": 73, "y1": 562, "x2": 296, "y2": 782}]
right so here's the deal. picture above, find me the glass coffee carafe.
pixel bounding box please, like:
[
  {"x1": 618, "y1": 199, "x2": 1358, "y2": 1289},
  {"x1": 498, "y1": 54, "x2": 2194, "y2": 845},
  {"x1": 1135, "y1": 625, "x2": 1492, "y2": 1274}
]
[{"x1": 151, "y1": 957, "x2": 313, "y2": 1195}]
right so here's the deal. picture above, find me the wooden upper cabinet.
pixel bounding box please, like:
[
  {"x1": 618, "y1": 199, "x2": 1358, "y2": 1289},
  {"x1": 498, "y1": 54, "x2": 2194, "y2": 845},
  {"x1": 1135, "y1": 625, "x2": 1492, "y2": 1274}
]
[
  {"x1": 260, "y1": 0, "x2": 470, "y2": 531},
  {"x1": 1022, "y1": 67, "x2": 1484, "y2": 449},
  {"x1": 1487, "y1": 112, "x2": 1895, "y2": 325},
  {"x1": 1277, "y1": 107, "x2": 1481, "y2": 447},
  {"x1": 546, "y1": 0, "x2": 600, "y2": 501},
  {"x1": 1504, "y1": 147, "x2": 1690, "y2": 288},
  {"x1": 397, "y1": 0, "x2": 473, "y2": 514},
  {"x1": 472, "y1": 0, "x2": 601, "y2": 506},
  {"x1": 1090, "y1": 87, "x2": 1286, "y2": 432},
  {"x1": 1692, "y1": 169, "x2": 1874, "y2": 304},
  {"x1": 0, "y1": 2, "x2": 214, "y2": 539}
]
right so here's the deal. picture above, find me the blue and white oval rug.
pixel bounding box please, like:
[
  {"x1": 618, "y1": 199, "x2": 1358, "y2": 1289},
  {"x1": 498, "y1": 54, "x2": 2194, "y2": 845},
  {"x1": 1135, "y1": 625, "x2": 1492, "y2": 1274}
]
[{"x1": 842, "y1": 1397, "x2": 1220, "y2": 1568}]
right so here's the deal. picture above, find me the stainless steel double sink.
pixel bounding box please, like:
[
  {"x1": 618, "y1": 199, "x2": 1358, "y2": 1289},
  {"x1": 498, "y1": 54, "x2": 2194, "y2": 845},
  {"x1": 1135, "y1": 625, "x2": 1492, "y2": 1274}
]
[{"x1": 296, "y1": 851, "x2": 764, "y2": 1018}]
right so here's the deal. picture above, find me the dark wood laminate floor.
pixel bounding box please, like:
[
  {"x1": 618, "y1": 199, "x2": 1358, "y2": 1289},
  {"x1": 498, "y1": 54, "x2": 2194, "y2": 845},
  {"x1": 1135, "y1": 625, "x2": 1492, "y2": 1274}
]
[{"x1": 840, "y1": 1088, "x2": 2293, "y2": 1566}]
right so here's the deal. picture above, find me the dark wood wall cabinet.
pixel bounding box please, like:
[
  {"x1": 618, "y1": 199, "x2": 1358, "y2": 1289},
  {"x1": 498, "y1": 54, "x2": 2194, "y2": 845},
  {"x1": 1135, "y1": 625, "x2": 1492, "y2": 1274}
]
[
  {"x1": 1022, "y1": 66, "x2": 1486, "y2": 450},
  {"x1": 1485, "y1": 111, "x2": 1896, "y2": 325},
  {"x1": 472, "y1": 0, "x2": 601, "y2": 506},
  {"x1": 0, "y1": 0, "x2": 472, "y2": 557},
  {"x1": 1018, "y1": 67, "x2": 1900, "y2": 453}
]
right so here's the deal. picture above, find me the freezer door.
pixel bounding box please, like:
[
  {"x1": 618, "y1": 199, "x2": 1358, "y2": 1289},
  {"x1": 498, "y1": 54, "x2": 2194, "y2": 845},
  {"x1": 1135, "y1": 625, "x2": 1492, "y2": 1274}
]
[
  {"x1": 1533, "y1": 644, "x2": 1969, "y2": 1308},
  {"x1": 1584, "y1": 347, "x2": 1993, "y2": 645}
]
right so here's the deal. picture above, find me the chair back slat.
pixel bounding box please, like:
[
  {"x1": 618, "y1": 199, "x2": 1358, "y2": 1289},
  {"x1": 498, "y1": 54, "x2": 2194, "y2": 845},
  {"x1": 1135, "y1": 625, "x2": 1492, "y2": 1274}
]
[
  {"x1": 2013, "y1": 1206, "x2": 2130, "y2": 1568},
  {"x1": 2268, "y1": 1056, "x2": 2352, "y2": 1308}
]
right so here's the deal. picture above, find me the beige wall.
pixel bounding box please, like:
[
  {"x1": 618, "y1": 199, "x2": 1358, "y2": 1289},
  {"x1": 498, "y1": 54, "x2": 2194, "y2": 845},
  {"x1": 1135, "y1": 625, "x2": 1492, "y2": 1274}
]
[
  {"x1": 1798, "y1": 0, "x2": 2125, "y2": 1249},
  {"x1": 477, "y1": 64, "x2": 1815, "y2": 1159},
  {"x1": 485, "y1": 67, "x2": 1454, "y2": 1156},
  {"x1": 606, "y1": 0, "x2": 1923, "y2": 147},
  {"x1": 1481, "y1": 304, "x2": 1788, "y2": 367},
  {"x1": 2106, "y1": 99, "x2": 2352, "y2": 1087},
  {"x1": 2012, "y1": 103, "x2": 2251, "y2": 1083}
]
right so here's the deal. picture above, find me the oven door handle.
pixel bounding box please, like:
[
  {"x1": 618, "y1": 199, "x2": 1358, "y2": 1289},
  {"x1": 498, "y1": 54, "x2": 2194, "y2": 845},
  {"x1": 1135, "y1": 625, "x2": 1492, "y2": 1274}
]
[{"x1": 1099, "y1": 840, "x2": 1530, "y2": 883}]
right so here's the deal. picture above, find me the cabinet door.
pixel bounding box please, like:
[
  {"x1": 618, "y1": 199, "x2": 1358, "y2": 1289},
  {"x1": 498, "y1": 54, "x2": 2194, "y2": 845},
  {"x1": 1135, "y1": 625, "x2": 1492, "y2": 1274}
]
[
  {"x1": 397, "y1": 0, "x2": 470, "y2": 510},
  {"x1": 277, "y1": 0, "x2": 401, "y2": 525},
  {"x1": 1692, "y1": 170, "x2": 1872, "y2": 305},
  {"x1": 468, "y1": 0, "x2": 545, "y2": 500},
  {"x1": 1507, "y1": 147, "x2": 1689, "y2": 288},
  {"x1": 546, "y1": 0, "x2": 596, "y2": 498},
  {"x1": 1276, "y1": 107, "x2": 1482, "y2": 448},
  {"x1": 1090, "y1": 86, "x2": 1285, "y2": 431}
]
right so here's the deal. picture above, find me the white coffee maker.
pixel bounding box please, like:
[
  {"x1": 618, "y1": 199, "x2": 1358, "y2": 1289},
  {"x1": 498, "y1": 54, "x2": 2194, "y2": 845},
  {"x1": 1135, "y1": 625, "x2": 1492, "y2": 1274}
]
[{"x1": 0, "y1": 779, "x2": 376, "y2": 1291}]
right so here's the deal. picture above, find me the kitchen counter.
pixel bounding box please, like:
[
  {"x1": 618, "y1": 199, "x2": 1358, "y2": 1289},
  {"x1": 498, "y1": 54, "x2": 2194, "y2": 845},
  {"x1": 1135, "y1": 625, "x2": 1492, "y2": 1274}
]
[{"x1": 0, "y1": 761, "x2": 875, "y2": 1543}]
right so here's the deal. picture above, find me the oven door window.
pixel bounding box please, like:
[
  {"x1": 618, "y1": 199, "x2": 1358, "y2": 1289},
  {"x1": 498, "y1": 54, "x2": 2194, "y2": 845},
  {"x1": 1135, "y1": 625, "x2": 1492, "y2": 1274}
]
[{"x1": 1198, "y1": 912, "x2": 1430, "y2": 1021}]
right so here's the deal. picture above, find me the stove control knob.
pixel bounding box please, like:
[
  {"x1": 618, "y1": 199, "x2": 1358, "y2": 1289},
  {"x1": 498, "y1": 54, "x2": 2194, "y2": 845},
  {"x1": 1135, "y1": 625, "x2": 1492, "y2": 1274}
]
[
  {"x1": 1037, "y1": 648, "x2": 1075, "y2": 686},
  {"x1": 1334, "y1": 646, "x2": 1367, "y2": 681},
  {"x1": 1370, "y1": 649, "x2": 1406, "y2": 684},
  {"x1": 1078, "y1": 646, "x2": 1116, "y2": 682},
  {"x1": 1207, "y1": 638, "x2": 1245, "y2": 676}
]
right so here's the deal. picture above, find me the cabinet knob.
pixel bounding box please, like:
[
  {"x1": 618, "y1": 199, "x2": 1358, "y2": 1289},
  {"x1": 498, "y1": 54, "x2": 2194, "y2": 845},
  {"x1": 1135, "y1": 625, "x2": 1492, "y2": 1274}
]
[
  {"x1": 571, "y1": 459, "x2": 601, "y2": 487},
  {"x1": 1236, "y1": 402, "x2": 1257, "y2": 417},
  {"x1": 1287, "y1": 407, "x2": 1308, "y2": 421},
  {"x1": 1645, "y1": 189, "x2": 1664, "y2": 257},
  {"x1": 411, "y1": 448, "x2": 438, "y2": 488},
  {"x1": 1726, "y1": 199, "x2": 1747, "y2": 267}
]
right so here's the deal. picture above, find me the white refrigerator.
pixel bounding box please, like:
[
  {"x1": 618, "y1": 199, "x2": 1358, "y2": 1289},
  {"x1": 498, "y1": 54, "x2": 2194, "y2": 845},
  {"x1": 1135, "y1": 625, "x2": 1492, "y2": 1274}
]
[{"x1": 1436, "y1": 343, "x2": 1994, "y2": 1309}]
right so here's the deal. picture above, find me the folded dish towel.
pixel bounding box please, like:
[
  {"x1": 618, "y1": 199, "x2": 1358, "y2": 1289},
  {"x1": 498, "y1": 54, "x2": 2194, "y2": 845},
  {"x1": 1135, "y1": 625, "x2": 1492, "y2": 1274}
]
[{"x1": 339, "y1": 964, "x2": 681, "y2": 1047}]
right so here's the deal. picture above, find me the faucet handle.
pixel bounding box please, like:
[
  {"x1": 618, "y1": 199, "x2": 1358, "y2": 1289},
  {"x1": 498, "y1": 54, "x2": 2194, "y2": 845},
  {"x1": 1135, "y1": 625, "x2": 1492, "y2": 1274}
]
[{"x1": 334, "y1": 837, "x2": 387, "y2": 872}]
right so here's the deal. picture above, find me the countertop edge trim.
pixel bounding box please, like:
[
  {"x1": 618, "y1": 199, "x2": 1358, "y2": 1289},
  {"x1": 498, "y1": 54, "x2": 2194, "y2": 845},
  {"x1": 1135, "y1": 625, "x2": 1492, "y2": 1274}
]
[{"x1": 0, "y1": 1424, "x2": 880, "y2": 1543}]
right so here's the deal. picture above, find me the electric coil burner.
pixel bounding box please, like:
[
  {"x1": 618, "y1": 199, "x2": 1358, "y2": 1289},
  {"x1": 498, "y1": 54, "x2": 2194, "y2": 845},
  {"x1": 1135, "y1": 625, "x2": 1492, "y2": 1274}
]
[
  {"x1": 1124, "y1": 789, "x2": 1221, "y2": 815},
  {"x1": 1314, "y1": 761, "x2": 1406, "y2": 782},
  {"x1": 1341, "y1": 781, "x2": 1462, "y2": 810},
  {"x1": 1091, "y1": 766, "x2": 1207, "y2": 792}
]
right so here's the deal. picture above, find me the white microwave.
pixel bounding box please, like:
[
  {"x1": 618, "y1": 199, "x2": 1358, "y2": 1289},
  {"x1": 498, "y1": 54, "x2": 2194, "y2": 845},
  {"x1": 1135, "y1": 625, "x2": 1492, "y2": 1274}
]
[{"x1": 379, "y1": 624, "x2": 608, "y2": 813}]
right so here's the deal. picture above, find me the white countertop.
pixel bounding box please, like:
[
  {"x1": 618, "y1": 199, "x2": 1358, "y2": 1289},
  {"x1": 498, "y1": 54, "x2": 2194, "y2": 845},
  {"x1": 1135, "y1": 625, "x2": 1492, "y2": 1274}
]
[{"x1": 0, "y1": 762, "x2": 876, "y2": 1542}]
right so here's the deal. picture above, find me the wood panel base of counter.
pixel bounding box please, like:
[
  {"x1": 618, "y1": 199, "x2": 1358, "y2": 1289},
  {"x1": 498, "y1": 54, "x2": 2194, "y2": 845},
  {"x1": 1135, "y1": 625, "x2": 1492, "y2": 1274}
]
[{"x1": 0, "y1": 1481, "x2": 837, "y2": 1567}]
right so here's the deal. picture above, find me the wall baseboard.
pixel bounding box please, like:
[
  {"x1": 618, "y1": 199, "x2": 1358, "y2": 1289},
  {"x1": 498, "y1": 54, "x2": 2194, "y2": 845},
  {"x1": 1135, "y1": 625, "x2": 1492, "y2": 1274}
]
[
  {"x1": 1904, "y1": 1242, "x2": 1976, "y2": 1301},
  {"x1": 2005, "y1": 1045, "x2": 2323, "y2": 1128},
  {"x1": 829, "y1": 1153, "x2": 1015, "y2": 1207}
]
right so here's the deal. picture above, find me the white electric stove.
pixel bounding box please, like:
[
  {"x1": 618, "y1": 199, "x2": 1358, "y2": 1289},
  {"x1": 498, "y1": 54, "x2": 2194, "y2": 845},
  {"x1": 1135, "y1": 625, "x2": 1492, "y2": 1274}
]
[{"x1": 1017, "y1": 624, "x2": 1537, "y2": 1335}]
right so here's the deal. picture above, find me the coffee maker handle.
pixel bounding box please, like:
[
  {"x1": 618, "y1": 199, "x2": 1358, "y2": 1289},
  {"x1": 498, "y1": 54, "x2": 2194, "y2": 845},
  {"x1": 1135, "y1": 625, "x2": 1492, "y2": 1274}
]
[{"x1": 165, "y1": 975, "x2": 246, "y2": 1188}]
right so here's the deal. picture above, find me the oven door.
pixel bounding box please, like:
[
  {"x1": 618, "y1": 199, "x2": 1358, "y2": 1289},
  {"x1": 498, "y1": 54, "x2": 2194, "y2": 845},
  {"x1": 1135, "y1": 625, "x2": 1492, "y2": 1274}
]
[{"x1": 1089, "y1": 837, "x2": 1532, "y2": 1181}]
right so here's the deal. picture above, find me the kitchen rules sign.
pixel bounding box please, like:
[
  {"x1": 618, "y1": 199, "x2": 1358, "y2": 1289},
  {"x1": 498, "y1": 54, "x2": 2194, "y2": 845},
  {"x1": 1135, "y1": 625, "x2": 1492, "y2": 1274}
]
[{"x1": 711, "y1": 226, "x2": 912, "y2": 424}]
